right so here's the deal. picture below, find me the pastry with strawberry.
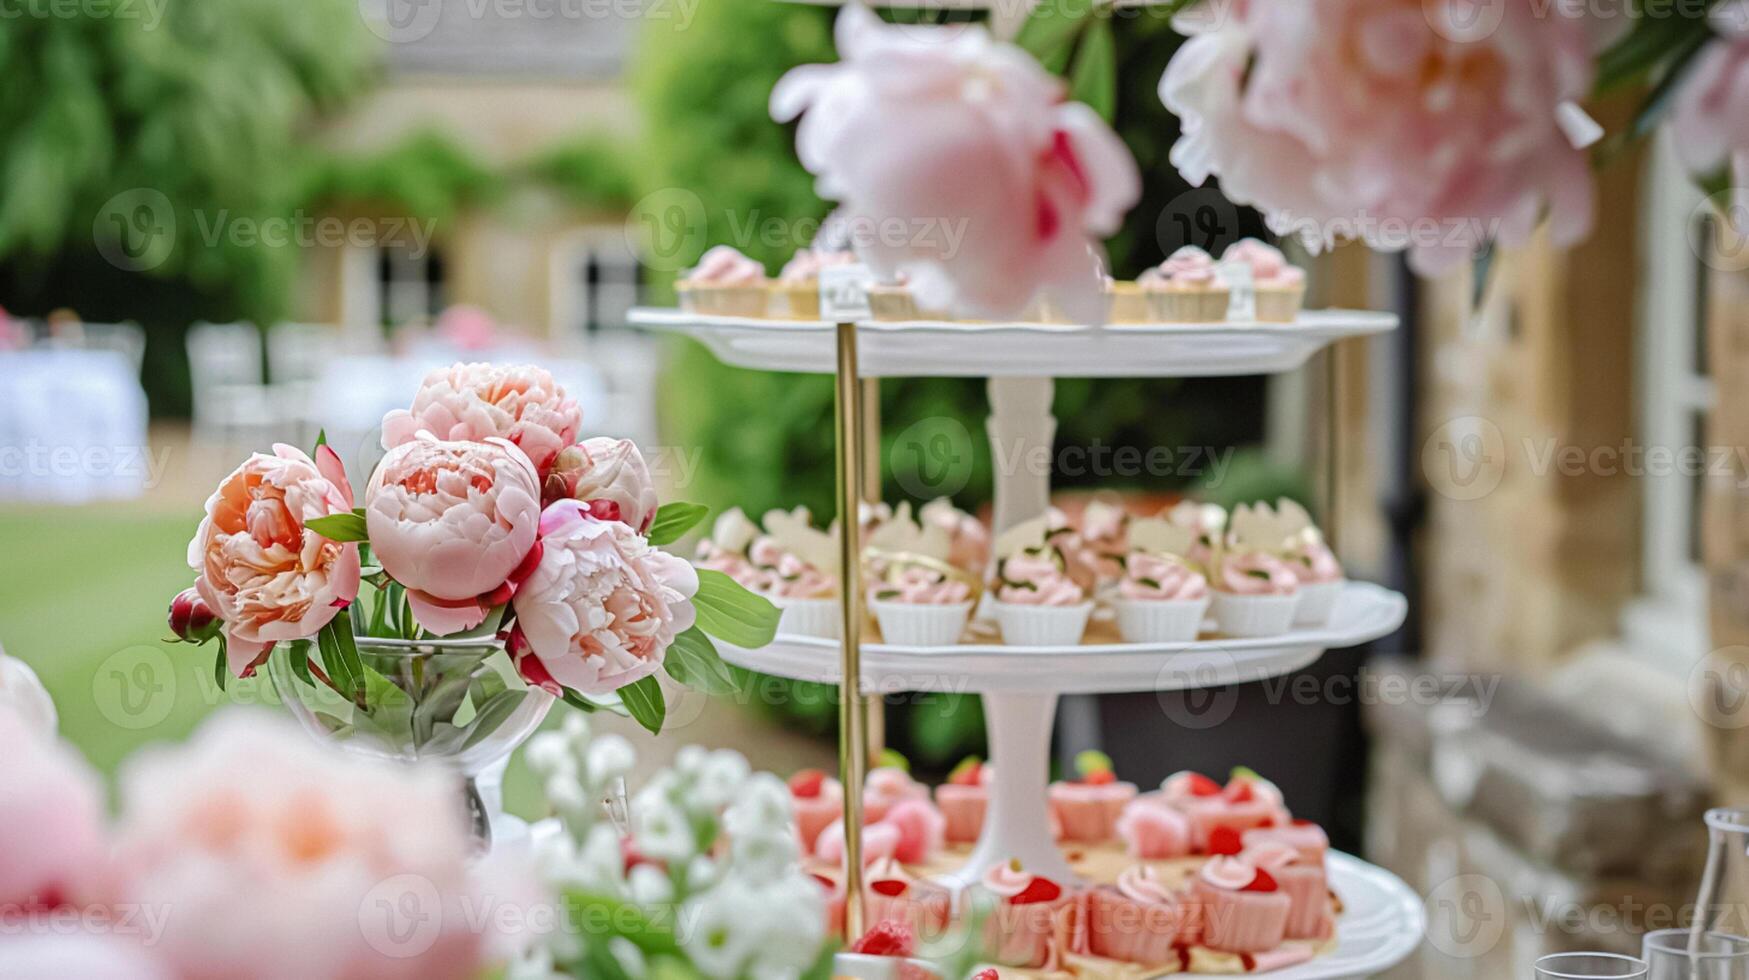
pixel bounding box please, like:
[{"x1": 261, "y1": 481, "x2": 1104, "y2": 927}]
[
  {"x1": 1047, "y1": 751, "x2": 1138, "y2": 844},
  {"x1": 1114, "y1": 797, "x2": 1192, "y2": 859},
  {"x1": 979, "y1": 861, "x2": 1077, "y2": 968},
  {"x1": 864, "y1": 758, "x2": 931, "y2": 824},
  {"x1": 1242, "y1": 819, "x2": 1330, "y2": 868},
  {"x1": 787, "y1": 767, "x2": 844, "y2": 856},
  {"x1": 1241, "y1": 838, "x2": 1334, "y2": 941},
  {"x1": 1168, "y1": 768, "x2": 1290, "y2": 852},
  {"x1": 935, "y1": 756, "x2": 992, "y2": 845},
  {"x1": 1189, "y1": 856, "x2": 1291, "y2": 954},
  {"x1": 810, "y1": 869, "x2": 847, "y2": 939},
  {"x1": 1085, "y1": 865, "x2": 1190, "y2": 965},
  {"x1": 864, "y1": 857, "x2": 953, "y2": 938}
]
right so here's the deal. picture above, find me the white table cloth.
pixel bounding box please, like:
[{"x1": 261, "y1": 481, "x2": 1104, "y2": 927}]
[{"x1": 0, "y1": 349, "x2": 151, "y2": 504}]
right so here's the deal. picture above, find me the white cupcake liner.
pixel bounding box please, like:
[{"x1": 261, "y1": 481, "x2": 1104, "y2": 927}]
[
  {"x1": 870, "y1": 599, "x2": 973, "y2": 647},
  {"x1": 994, "y1": 601, "x2": 1094, "y2": 647},
  {"x1": 772, "y1": 596, "x2": 840, "y2": 639},
  {"x1": 1292, "y1": 579, "x2": 1343, "y2": 626},
  {"x1": 1115, "y1": 596, "x2": 1210, "y2": 643},
  {"x1": 1211, "y1": 592, "x2": 1300, "y2": 638}
]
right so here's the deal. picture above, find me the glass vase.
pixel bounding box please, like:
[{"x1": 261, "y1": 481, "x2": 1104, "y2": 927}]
[
  {"x1": 267, "y1": 634, "x2": 554, "y2": 847},
  {"x1": 1696, "y1": 810, "x2": 1749, "y2": 942},
  {"x1": 1643, "y1": 929, "x2": 1749, "y2": 980}
]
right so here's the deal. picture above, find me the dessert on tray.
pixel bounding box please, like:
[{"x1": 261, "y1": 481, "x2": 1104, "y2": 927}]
[
  {"x1": 1115, "y1": 518, "x2": 1211, "y2": 643},
  {"x1": 696, "y1": 506, "x2": 840, "y2": 638},
  {"x1": 865, "y1": 502, "x2": 980, "y2": 646},
  {"x1": 1222, "y1": 239, "x2": 1306, "y2": 323},
  {"x1": 991, "y1": 539, "x2": 1093, "y2": 646},
  {"x1": 1141, "y1": 246, "x2": 1231, "y2": 323},
  {"x1": 677, "y1": 245, "x2": 770, "y2": 317},
  {"x1": 1049, "y1": 751, "x2": 1138, "y2": 844},
  {"x1": 771, "y1": 246, "x2": 856, "y2": 320},
  {"x1": 937, "y1": 756, "x2": 992, "y2": 845}
]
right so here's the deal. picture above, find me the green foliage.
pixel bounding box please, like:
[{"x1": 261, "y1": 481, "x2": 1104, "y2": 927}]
[{"x1": 300, "y1": 131, "x2": 499, "y2": 225}]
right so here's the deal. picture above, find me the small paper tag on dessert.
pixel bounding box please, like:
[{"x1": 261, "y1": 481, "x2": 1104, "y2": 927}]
[
  {"x1": 820, "y1": 263, "x2": 874, "y2": 322},
  {"x1": 1219, "y1": 260, "x2": 1255, "y2": 322}
]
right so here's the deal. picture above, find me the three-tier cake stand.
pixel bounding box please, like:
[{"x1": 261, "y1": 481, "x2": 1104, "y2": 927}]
[{"x1": 629, "y1": 305, "x2": 1425, "y2": 978}]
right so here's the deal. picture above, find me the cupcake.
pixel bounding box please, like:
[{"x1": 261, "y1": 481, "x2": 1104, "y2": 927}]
[
  {"x1": 1283, "y1": 531, "x2": 1343, "y2": 626},
  {"x1": 677, "y1": 245, "x2": 770, "y2": 317},
  {"x1": 811, "y1": 871, "x2": 848, "y2": 939},
  {"x1": 864, "y1": 764, "x2": 931, "y2": 824},
  {"x1": 1140, "y1": 246, "x2": 1230, "y2": 323},
  {"x1": 1240, "y1": 840, "x2": 1333, "y2": 941},
  {"x1": 869, "y1": 565, "x2": 974, "y2": 647},
  {"x1": 1104, "y1": 277, "x2": 1148, "y2": 324},
  {"x1": 867, "y1": 274, "x2": 950, "y2": 322},
  {"x1": 992, "y1": 546, "x2": 1093, "y2": 646},
  {"x1": 864, "y1": 858, "x2": 953, "y2": 937},
  {"x1": 1242, "y1": 819, "x2": 1330, "y2": 867},
  {"x1": 1086, "y1": 866, "x2": 1190, "y2": 965},
  {"x1": 1210, "y1": 549, "x2": 1300, "y2": 638},
  {"x1": 880, "y1": 797, "x2": 947, "y2": 865},
  {"x1": 1190, "y1": 857, "x2": 1291, "y2": 954},
  {"x1": 1048, "y1": 751, "x2": 1138, "y2": 844},
  {"x1": 1176, "y1": 770, "x2": 1291, "y2": 853},
  {"x1": 1163, "y1": 500, "x2": 1227, "y2": 573},
  {"x1": 749, "y1": 531, "x2": 839, "y2": 639},
  {"x1": 1115, "y1": 551, "x2": 1210, "y2": 643},
  {"x1": 1222, "y1": 239, "x2": 1305, "y2": 323},
  {"x1": 980, "y1": 862, "x2": 1076, "y2": 969},
  {"x1": 694, "y1": 507, "x2": 766, "y2": 589},
  {"x1": 935, "y1": 757, "x2": 991, "y2": 845},
  {"x1": 1074, "y1": 500, "x2": 1130, "y2": 589},
  {"x1": 814, "y1": 819, "x2": 902, "y2": 867},
  {"x1": 1116, "y1": 799, "x2": 1193, "y2": 860},
  {"x1": 788, "y1": 768, "x2": 844, "y2": 857},
  {"x1": 771, "y1": 247, "x2": 855, "y2": 320},
  {"x1": 919, "y1": 497, "x2": 991, "y2": 576}
]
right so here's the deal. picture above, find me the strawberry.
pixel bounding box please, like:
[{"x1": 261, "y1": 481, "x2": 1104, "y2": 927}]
[
  {"x1": 870, "y1": 878, "x2": 908, "y2": 897},
  {"x1": 789, "y1": 768, "x2": 826, "y2": 799},
  {"x1": 1011, "y1": 876, "x2": 1063, "y2": 905},
  {"x1": 947, "y1": 757, "x2": 983, "y2": 787},
  {"x1": 1292, "y1": 818, "x2": 1317, "y2": 827},
  {"x1": 1082, "y1": 768, "x2": 1117, "y2": 786},
  {"x1": 851, "y1": 919, "x2": 915, "y2": 957},
  {"x1": 1241, "y1": 868, "x2": 1278, "y2": 893},
  {"x1": 896, "y1": 964, "x2": 936, "y2": 980},
  {"x1": 972, "y1": 970, "x2": 1000, "y2": 980},
  {"x1": 1184, "y1": 772, "x2": 1221, "y2": 797},
  {"x1": 1226, "y1": 780, "x2": 1255, "y2": 804},
  {"x1": 1074, "y1": 749, "x2": 1114, "y2": 783},
  {"x1": 1208, "y1": 826, "x2": 1244, "y2": 856},
  {"x1": 810, "y1": 873, "x2": 837, "y2": 891}
]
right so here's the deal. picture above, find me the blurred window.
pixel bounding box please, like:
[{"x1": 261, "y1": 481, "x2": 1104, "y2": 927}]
[{"x1": 377, "y1": 243, "x2": 445, "y2": 328}]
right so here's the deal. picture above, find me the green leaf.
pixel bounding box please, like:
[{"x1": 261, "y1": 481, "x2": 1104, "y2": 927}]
[
  {"x1": 691, "y1": 569, "x2": 781, "y2": 649},
  {"x1": 1015, "y1": 0, "x2": 1093, "y2": 70},
  {"x1": 1075, "y1": 749, "x2": 1113, "y2": 777},
  {"x1": 646, "y1": 501, "x2": 711, "y2": 546},
  {"x1": 618, "y1": 675, "x2": 666, "y2": 734},
  {"x1": 305, "y1": 512, "x2": 369, "y2": 543},
  {"x1": 1069, "y1": 17, "x2": 1117, "y2": 123},
  {"x1": 213, "y1": 643, "x2": 229, "y2": 693},
  {"x1": 289, "y1": 640, "x2": 313, "y2": 686},
  {"x1": 319, "y1": 607, "x2": 367, "y2": 701},
  {"x1": 662, "y1": 625, "x2": 738, "y2": 695},
  {"x1": 561, "y1": 689, "x2": 602, "y2": 713},
  {"x1": 1594, "y1": 8, "x2": 1712, "y2": 95},
  {"x1": 460, "y1": 690, "x2": 530, "y2": 751},
  {"x1": 313, "y1": 429, "x2": 328, "y2": 452}
]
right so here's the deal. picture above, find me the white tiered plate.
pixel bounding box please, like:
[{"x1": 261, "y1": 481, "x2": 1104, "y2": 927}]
[
  {"x1": 834, "y1": 851, "x2": 1424, "y2": 980},
  {"x1": 716, "y1": 582, "x2": 1405, "y2": 695},
  {"x1": 629, "y1": 309, "x2": 1398, "y2": 378}
]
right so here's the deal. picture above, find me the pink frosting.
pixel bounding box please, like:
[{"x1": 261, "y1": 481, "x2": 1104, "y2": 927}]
[
  {"x1": 920, "y1": 499, "x2": 991, "y2": 575},
  {"x1": 1216, "y1": 551, "x2": 1299, "y2": 596},
  {"x1": 1116, "y1": 866, "x2": 1178, "y2": 906},
  {"x1": 1222, "y1": 239, "x2": 1304, "y2": 287},
  {"x1": 982, "y1": 863, "x2": 1036, "y2": 899},
  {"x1": 1288, "y1": 538, "x2": 1343, "y2": 584},
  {"x1": 1226, "y1": 773, "x2": 1286, "y2": 809},
  {"x1": 1142, "y1": 245, "x2": 1220, "y2": 286},
  {"x1": 748, "y1": 537, "x2": 836, "y2": 598},
  {"x1": 882, "y1": 797, "x2": 947, "y2": 864},
  {"x1": 1116, "y1": 801, "x2": 1192, "y2": 859},
  {"x1": 695, "y1": 542, "x2": 768, "y2": 591},
  {"x1": 997, "y1": 550, "x2": 1086, "y2": 606},
  {"x1": 1240, "y1": 841, "x2": 1299, "y2": 872},
  {"x1": 1120, "y1": 552, "x2": 1209, "y2": 601},
  {"x1": 865, "y1": 766, "x2": 928, "y2": 808},
  {"x1": 871, "y1": 566, "x2": 972, "y2": 606},
  {"x1": 780, "y1": 247, "x2": 856, "y2": 283},
  {"x1": 685, "y1": 245, "x2": 767, "y2": 285},
  {"x1": 814, "y1": 820, "x2": 901, "y2": 867},
  {"x1": 1200, "y1": 856, "x2": 1260, "y2": 891}
]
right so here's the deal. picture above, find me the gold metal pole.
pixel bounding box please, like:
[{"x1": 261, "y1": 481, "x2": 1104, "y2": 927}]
[
  {"x1": 1323, "y1": 342, "x2": 1342, "y2": 551},
  {"x1": 836, "y1": 321, "x2": 869, "y2": 939},
  {"x1": 859, "y1": 375, "x2": 886, "y2": 764}
]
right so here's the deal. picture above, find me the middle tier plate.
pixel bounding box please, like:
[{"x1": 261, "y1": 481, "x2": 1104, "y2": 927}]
[{"x1": 717, "y1": 581, "x2": 1405, "y2": 695}]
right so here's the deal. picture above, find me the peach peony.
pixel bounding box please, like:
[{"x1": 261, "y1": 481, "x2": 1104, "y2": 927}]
[
  {"x1": 382, "y1": 362, "x2": 581, "y2": 476},
  {"x1": 365, "y1": 434, "x2": 543, "y2": 636},
  {"x1": 771, "y1": 5, "x2": 1141, "y2": 323},
  {"x1": 510, "y1": 500, "x2": 698, "y2": 696},
  {"x1": 1162, "y1": 0, "x2": 1599, "y2": 275},
  {"x1": 542, "y1": 436, "x2": 660, "y2": 534},
  {"x1": 107, "y1": 710, "x2": 530, "y2": 980},
  {"x1": 188, "y1": 444, "x2": 360, "y2": 677},
  {"x1": 0, "y1": 709, "x2": 107, "y2": 912}
]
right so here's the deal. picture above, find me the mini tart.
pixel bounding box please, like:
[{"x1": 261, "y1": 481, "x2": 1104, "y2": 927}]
[
  {"x1": 1104, "y1": 280, "x2": 1148, "y2": 324},
  {"x1": 677, "y1": 281, "x2": 770, "y2": 318},
  {"x1": 1191, "y1": 860, "x2": 1291, "y2": 954},
  {"x1": 980, "y1": 866, "x2": 1077, "y2": 969},
  {"x1": 1048, "y1": 779, "x2": 1140, "y2": 844},
  {"x1": 1145, "y1": 281, "x2": 1231, "y2": 324},
  {"x1": 1084, "y1": 869, "x2": 1190, "y2": 965},
  {"x1": 866, "y1": 283, "x2": 955, "y2": 322},
  {"x1": 768, "y1": 281, "x2": 822, "y2": 320}
]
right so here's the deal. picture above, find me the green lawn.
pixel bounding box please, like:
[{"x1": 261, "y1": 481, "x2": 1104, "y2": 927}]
[{"x1": 0, "y1": 506, "x2": 549, "y2": 815}]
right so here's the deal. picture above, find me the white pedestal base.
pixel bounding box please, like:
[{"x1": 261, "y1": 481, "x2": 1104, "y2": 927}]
[{"x1": 943, "y1": 691, "x2": 1074, "y2": 886}]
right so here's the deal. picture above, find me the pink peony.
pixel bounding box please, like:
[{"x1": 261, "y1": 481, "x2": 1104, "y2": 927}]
[
  {"x1": 1162, "y1": 0, "x2": 1600, "y2": 275},
  {"x1": 0, "y1": 935, "x2": 171, "y2": 980},
  {"x1": 542, "y1": 436, "x2": 660, "y2": 534},
  {"x1": 1672, "y1": 2, "x2": 1749, "y2": 203},
  {"x1": 107, "y1": 710, "x2": 531, "y2": 980},
  {"x1": 0, "y1": 710, "x2": 107, "y2": 913},
  {"x1": 510, "y1": 500, "x2": 699, "y2": 695},
  {"x1": 382, "y1": 362, "x2": 582, "y2": 476},
  {"x1": 188, "y1": 444, "x2": 360, "y2": 677},
  {"x1": 0, "y1": 646, "x2": 57, "y2": 734},
  {"x1": 771, "y1": 6, "x2": 1141, "y2": 322},
  {"x1": 365, "y1": 435, "x2": 543, "y2": 636}
]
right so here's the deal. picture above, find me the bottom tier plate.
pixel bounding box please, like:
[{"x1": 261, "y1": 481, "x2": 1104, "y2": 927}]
[{"x1": 835, "y1": 851, "x2": 1423, "y2": 980}]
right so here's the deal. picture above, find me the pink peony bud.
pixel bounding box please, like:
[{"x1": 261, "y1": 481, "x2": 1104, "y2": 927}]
[
  {"x1": 541, "y1": 437, "x2": 658, "y2": 534},
  {"x1": 167, "y1": 587, "x2": 222, "y2": 644}
]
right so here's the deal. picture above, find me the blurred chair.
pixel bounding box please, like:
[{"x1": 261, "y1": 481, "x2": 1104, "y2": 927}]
[
  {"x1": 584, "y1": 329, "x2": 661, "y2": 450},
  {"x1": 267, "y1": 322, "x2": 337, "y2": 445},
  {"x1": 187, "y1": 321, "x2": 276, "y2": 451},
  {"x1": 78, "y1": 321, "x2": 147, "y2": 374}
]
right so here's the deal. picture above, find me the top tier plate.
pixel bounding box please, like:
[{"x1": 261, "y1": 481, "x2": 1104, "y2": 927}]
[{"x1": 628, "y1": 308, "x2": 1397, "y2": 378}]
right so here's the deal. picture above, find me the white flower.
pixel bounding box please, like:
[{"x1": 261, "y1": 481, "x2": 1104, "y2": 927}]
[
  {"x1": 586, "y1": 734, "x2": 636, "y2": 786},
  {"x1": 633, "y1": 793, "x2": 699, "y2": 864},
  {"x1": 0, "y1": 646, "x2": 56, "y2": 734},
  {"x1": 626, "y1": 864, "x2": 675, "y2": 906},
  {"x1": 680, "y1": 879, "x2": 764, "y2": 979},
  {"x1": 687, "y1": 749, "x2": 752, "y2": 812}
]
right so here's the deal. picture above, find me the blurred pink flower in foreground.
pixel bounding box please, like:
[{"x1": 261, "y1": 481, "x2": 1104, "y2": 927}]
[
  {"x1": 1672, "y1": 1, "x2": 1749, "y2": 205},
  {"x1": 512, "y1": 499, "x2": 698, "y2": 695},
  {"x1": 0, "y1": 709, "x2": 107, "y2": 912},
  {"x1": 382, "y1": 362, "x2": 582, "y2": 476},
  {"x1": 108, "y1": 710, "x2": 535, "y2": 980},
  {"x1": 543, "y1": 436, "x2": 660, "y2": 534},
  {"x1": 771, "y1": 5, "x2": 1141, "y2": 322},
  {"x1": 0, "y1": 934, "x2": 171, "y2": 980},
  {"x1": 1163, "y1": 0, "x2": 1600, "y2": 275},
  {"x1": 187, "y1": 444, "x2": 360, "y2": 677},
  {"x1": 433, "y1": 304, "x2": 499, "y2": 352},
  {"x1": 365, "y1": 434, "x2": 543, "y2": 636},
  {"x1": 0, "y1": 645, "x2": 57, "y2": 733}
]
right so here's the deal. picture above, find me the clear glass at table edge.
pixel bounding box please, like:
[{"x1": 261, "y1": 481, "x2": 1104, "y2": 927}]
[
  {"x1": 1642, "y1": 929, "x2": 1749, "y2": 979},
  {"x1": 1535, "y1": 952, "x2": 1649, "y2": 980}
]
